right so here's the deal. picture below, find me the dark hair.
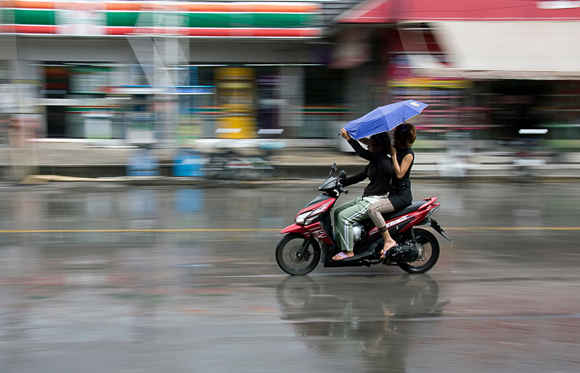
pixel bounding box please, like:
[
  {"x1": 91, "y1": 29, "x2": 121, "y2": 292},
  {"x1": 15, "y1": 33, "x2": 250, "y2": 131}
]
[
  {"x1": 394, "y1": 123, "x2": 417, "y2": 148},
  {"x1": 370, "y1": 132, "x2": 392, "y2": 155}
]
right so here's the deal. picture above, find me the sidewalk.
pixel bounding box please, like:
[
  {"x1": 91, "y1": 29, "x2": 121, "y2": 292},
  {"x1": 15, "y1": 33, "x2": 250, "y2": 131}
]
[
  {"x1": 272, "y1": 148, "x2": 580, "y2": 180},
  {"x1": 1, "y1": 142, "x2": 579, "y2": 183}
]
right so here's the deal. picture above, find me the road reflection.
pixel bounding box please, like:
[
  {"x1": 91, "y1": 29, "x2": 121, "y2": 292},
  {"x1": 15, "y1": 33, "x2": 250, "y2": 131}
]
[{"x1": 276, "y1": 275, "x2": 449, "y2": 372}]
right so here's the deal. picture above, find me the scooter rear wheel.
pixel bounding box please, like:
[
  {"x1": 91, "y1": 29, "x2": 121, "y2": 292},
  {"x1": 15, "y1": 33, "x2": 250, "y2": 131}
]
[
  {"x1": 399, "y1": 228, "x2": 440, "y2": 274},
  {"x1": 276, "y1": 233, "x2": 321, "y2": 276}
]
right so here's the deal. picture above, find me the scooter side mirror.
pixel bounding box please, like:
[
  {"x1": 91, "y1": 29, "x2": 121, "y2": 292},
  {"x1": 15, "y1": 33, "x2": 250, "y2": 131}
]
[{"x1": 329, "y1": 163, "x2": 337, "y2": 177}]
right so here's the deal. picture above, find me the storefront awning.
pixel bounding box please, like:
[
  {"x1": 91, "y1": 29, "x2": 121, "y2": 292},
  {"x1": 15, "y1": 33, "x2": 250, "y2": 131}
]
[
  {"x1": 337, "y1": 0, "x2": 580, "y2": 24},
  {"x1": 413, "y1": 21, "x2": 580, "y2": 80},
  {"x1": 396, "y1": 0, "x2": 580, "y2": 21}
]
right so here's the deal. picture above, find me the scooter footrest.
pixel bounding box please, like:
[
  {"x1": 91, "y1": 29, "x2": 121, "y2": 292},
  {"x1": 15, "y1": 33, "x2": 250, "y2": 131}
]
[{"x1": 341, "y1": 252, "x2": 374, "y2": 262}]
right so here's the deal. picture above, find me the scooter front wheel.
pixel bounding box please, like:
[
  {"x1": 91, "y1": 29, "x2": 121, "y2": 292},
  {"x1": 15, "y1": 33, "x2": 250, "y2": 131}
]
[{"x1": 276, "y1": 233, "x2": 321, "y2": 276}]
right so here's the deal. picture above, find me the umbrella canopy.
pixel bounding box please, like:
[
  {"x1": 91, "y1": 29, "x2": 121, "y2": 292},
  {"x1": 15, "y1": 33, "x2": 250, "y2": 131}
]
[{"x1": 344, "y1": 100, "x2": 428, "y2": 140}]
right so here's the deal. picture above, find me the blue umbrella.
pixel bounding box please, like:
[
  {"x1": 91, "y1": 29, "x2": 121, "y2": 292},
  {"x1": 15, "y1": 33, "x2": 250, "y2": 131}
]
[{"x1": 343, "y1": 100, "x2": 428, "y2": 140}]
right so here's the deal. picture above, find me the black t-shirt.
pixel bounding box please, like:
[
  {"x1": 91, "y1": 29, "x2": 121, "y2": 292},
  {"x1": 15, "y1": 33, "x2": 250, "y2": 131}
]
[
  {"x1": 392, "y1": 147, "x2": 414, "y2": 191},
  {"x1": 389, "y1": 147, "x2": 414, "y2": 210},
  {"x1": 340, "y1": 138, "x2": 393, "y2": 197}
]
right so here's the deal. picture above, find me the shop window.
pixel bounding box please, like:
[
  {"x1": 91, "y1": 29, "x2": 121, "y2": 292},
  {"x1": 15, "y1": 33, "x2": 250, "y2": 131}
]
[
  {"x1": 304, "y1": 67, "x2": 345, "y2": 106},
  {"x1": 302, "y1": 67, "x2": 346, "y2": 138},
  {"x1": 256, "y1": 67, "x2": 280, "y2": 130},
  {"x1": 44, "y1": 65, "x2": 69, "y2": 99},
  {"x1": 46, "y1": 106, "x2": 67, "y2": 138}
]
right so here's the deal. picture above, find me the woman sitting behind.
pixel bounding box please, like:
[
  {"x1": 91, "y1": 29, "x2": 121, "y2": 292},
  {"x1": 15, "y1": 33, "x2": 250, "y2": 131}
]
[{"x1": 367, "y1": 123, "x2": 417, "y2": 258}]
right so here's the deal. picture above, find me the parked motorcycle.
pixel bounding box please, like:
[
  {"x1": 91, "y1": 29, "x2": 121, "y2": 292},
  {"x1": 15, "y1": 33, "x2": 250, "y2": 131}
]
[
  {"x1": 202, "y1": 149, "x2": 277, "y2": 181},
  {"x1": 275, "y1": 164, "x2": 451, "y2": 275}
]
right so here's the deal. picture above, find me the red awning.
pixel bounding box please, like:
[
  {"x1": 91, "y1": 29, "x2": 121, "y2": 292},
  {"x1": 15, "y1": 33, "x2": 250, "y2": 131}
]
[
  {"x1": 398, "y1": 0, "x2": 580, "y2": 20},
  {"x1": 336, "y1": 0, "x2": 395, "y2": 24},
  {"x1": 337, "y1": 0, "x2": 580, "y2": 23}
]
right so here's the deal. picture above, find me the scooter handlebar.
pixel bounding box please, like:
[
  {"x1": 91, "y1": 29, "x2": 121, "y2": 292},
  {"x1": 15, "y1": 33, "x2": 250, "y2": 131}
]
[{"x1": 337, "y1": 170, "x2": 348, "y2": 194}]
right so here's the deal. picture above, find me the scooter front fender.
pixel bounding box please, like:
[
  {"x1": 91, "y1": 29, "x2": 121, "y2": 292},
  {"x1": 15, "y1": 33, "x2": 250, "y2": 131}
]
[{"x1": 280, "y1": 224, "x2": 309, "y2": 235}]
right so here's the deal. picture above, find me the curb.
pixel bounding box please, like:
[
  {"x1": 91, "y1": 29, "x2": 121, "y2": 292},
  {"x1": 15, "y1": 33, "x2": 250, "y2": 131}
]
[{"x1": 15, "y1": 171, "x2": 580, "y2": 187}]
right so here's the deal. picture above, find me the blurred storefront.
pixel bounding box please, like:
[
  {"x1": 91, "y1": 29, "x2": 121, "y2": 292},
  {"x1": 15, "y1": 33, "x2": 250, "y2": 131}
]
[
  {"x1": 6, "y1": 0, "x2": 580, "y2": 150},
  {"x1": 333, "y1": 0, "x2": 580, "y2": 151},
  {"x1": 0, "y1": 0, "x2": 350, "y2": 144}
]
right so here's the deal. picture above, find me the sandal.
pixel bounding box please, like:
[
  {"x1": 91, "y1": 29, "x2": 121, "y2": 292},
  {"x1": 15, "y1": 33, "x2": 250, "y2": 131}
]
[
  {"x1": 380, "y1": 244, "x2": 398, "y2": 260},
  {"x1": 332, "y1": 251, "x2": 352, "y2": 261}
]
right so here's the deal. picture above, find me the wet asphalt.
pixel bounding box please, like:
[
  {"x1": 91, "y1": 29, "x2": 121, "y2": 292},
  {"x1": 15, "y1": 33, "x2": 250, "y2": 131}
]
[{"x1": 1, "y1": 180, "x2": 579, "y2": 372}]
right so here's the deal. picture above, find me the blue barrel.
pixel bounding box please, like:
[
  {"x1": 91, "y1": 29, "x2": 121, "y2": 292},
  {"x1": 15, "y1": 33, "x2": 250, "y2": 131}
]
[
  {"x1": 126, "y1": 148, "x2": 160, "y2": 176},
  {"x1": 173, "y1": 150, "x2": 206, "y2": 177}
]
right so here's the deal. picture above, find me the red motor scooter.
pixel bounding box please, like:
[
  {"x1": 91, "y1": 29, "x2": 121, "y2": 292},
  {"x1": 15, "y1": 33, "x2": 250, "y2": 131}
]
[{"x1": 275, "y1": 164, "x2": 451, "y2": 275}]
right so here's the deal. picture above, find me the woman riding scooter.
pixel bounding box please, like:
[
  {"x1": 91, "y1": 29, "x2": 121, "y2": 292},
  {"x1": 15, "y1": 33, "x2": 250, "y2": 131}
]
[
  {"x1": 367, "y1": 123, "x2": 417, "y2": 259},
  {"x1": 332, "y1": 128, "x2": 393, "y2": 261}
]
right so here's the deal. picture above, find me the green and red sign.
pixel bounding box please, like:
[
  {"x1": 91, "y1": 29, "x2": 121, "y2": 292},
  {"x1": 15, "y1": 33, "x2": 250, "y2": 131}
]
[{"x1": 0, "y1": 1, "x2": 321, "y2": 38}]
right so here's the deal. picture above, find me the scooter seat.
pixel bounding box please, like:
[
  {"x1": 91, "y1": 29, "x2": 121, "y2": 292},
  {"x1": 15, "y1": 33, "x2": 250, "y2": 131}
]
[{"x1": 381, "y1": 200, "x2": 424, "y2": 221}]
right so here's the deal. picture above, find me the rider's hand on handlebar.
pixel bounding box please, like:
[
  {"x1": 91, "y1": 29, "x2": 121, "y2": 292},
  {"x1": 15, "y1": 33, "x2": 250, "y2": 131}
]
[{"x1": 336, "y1": 178, "x2": 348, "y2": 194}]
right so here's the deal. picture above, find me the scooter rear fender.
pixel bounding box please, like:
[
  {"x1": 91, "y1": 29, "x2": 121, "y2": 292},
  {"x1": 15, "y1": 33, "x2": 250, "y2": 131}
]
[{"x1": 421, "y1": 217, "x2": 452, "y2": 241}]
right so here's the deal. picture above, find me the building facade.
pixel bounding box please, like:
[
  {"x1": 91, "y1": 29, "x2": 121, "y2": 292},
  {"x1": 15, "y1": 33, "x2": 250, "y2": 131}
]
[
  {"x1": 4, "y1": 0, "x2": 580, "y2": 151},
  {"x1": 332, "y1": 0, "x2": 580, "y2": 151},
  {"x1": 1, "y1": 0, "x2": 360, "y2": 145}
]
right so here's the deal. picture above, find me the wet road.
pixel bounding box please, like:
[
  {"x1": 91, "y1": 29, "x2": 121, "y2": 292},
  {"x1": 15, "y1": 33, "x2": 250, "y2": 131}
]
[{"x1": 1, "y1": 181, "x2": 580, "y2": 372}]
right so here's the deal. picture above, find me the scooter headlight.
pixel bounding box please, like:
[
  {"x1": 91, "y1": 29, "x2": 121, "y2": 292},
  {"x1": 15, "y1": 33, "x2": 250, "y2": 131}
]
[
  {"x1": 295, "y1": 200, "x2": 333, "y2": 226},
  {"x1": 295, "y1": 212, "x2": 317, "y2": 226}
]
